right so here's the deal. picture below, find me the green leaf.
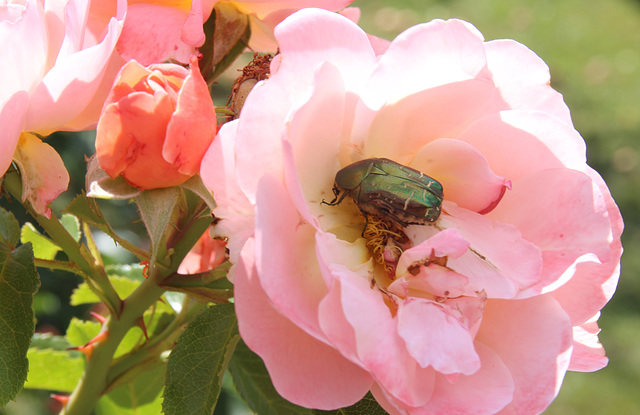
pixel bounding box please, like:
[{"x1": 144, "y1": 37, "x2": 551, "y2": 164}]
[
  {"x1": 60, "y1": 213, "x2": 81, "y2": 242},
  {"x1": 85, "y1": 155, "x2": 142, "y2": 200},
  {"x1": 20, "y1": 223, "x2": 60, "y2": 260},
  {"x1": 0, "y1": 241, "x2": 40, "y2": 407},
  {"x1": 24, "y1": 348, "x2": 84, "y2": 392},
  {"x1": 71, "y1": 276, "x2": 140, "y2": 306},
  {"x1": 162, "y1": 303, "x2": 239, "y2": 415},
  {"x1": 96, "y1": 363, "x2": 165, "y2": 415},
  {"x1": 229, "y1": 339, "x2": 313, "y2": 415},
  {"x1": 29, "y1": 333, "x2": 74, "y2": 351},
  {"x1": 0, "y1": 207, "x2": 20, "y2": 246},
  {"x1": 313, "y1": 393, "x2": 389, "y2": 415},
  {"x1": 134, "y1": 187, "x2": 181, "y2": 266},
  {"x1": 180, "y1": 175, "x2": 216, "y2": 212},
  {"x1": 105, "y1": 263, "x2": 145, "y2": 282},
  {"x1": 65, "y1": 318, "x2": 101, "y2": 347},
  {"x1": 198, "y1": 2, "x2": 250, "y2": 84},
  {"x1": 66, "y1": 317, "x2": 146, "y2": 359},
  {"x1": 63, "y1": 193, "x2": 108, "y2": 227}
]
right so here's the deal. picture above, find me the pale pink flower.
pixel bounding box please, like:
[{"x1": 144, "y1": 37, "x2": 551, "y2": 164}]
[
  {"x1": 95, "y1": 56, "x2": 217, "y2": 189},
  {"x1": 201, "y1": 9, "x2": 623, "y2": 415},
  {"x1": 117, "y1": 0, "x2": 215, "y2": 65},
  {"x1": 0, "y1": 0, "x2": 126, "y2": 216}
]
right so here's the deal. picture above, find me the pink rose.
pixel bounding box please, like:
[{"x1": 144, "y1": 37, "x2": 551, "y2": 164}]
[
  {"x1": 117, "y1": 0, "x2": 215, "y2": 66},
  {"x1": 0, "y1": 0, "x2": 126, "y2": 216},
  {"x1": 201, "y1": 9, "x2": 623, "y2": 415},
  {"x1": 95, "y1": 56, "x2": 216, "y2": 189}
]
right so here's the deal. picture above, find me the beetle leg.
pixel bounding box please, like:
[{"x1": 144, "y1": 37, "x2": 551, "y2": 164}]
[
  {"x1": 322, "y1": 184, "x2": 349, "y2": 206},
  {"x1": 361, "y1": 210, "x2": 370, "y2": 237}
]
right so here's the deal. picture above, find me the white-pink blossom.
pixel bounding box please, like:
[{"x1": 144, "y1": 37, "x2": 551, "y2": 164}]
[
  {"x1": 201, "y1": 9, "x2": 622, "y2": 414},
  {"x1": 0, "y1": 0, "x2": 126, "y2": 216}
]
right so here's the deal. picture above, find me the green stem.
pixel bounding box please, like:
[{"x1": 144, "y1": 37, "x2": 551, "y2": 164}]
[
  {"x1": 99, "y1": 224, "x2": 150, "y2": 261},
  {"x1": 106, "y1": 298, "x2": 206, "y2": 388},
  {"x1": 83, "y1": 222, "x2": 103, "y2": 269},
  {"x1": 167, "y1": 201, "x2": 212, "y2": 270},
  {"x1": 3, "y1": 171, "x2": 122, "y2": 315},
  {"x1": 33, "y1": 258, "x2": 84, "y2": 276},
  {"x1": 61, "y1": 193, "x2": 215, "y2": 414},
  {"x1": 61, "y1": 269, "x2": 167, "y2": 415}
]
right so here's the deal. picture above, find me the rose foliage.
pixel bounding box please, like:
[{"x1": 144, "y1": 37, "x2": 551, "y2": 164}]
[{"x1": 201, "y1": 9, "x2": 623, "y2": 415}]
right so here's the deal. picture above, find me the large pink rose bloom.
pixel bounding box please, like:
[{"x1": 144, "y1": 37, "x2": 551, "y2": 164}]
[
  {"x1": 0, "y1": 0, "x2": 126, "y2": 216},
  {"x1": 201, "y1": 9, "x2": 623, "y2": 415}
]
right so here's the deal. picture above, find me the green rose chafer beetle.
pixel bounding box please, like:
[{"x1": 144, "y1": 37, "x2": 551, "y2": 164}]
[{"x1": 323, "y1": 158, "x2": 444, "y2": 228}]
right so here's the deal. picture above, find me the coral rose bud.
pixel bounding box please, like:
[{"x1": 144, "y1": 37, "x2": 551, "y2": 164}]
[{"x1": 96, "y1": 56, "x2": 216, "y2": 189}]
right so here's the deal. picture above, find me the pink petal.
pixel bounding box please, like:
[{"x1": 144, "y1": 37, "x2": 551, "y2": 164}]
[
  {"x1": 339, "y1": 274, "x2": 437, "y2": 407},
  {"x1": 12, "y1": 133, "x2": 69, "y2": 218},
  {"x1": 59, "y1": 53, "x2": 127, "y2": 131},
  {"x1": 283, "y1": 62, "x2": 346, "y2": 226},
  {"x1": 550, "y1": 257, "x2": 621, "y2": 327},
  {"x1": 0, "y1": 91, "x2": 28, "y2": 175},
  {"x1": 200, "y1": 121, "x2": 255, "y2": 267},
  {"x1": 25, "y1": 1, "x2": 125, "y2": 133},
  {"x1": 317, "y1": 263, "x2": 371, "y2": 367},
  {"x1": 273, "y1": 9, "x2": 376, "y2": 95},
  {"x1": 234, "y1": 9, "x2": 375, "y2": 201},
  {"x1": 412, "y1": 138, "x2": 510, "y2": 214},
  {"x1": 235, "y1": 238, "x2": 372, "y2": 409},
  {"x1": 459, "y1": 110, "x2": 587, "y2": 181},
  {"x1": 476, "y1": 296, "x2": 573, "y2": 414},
  {"x1": 0, "y1": 0, "x2": 48, "y2": 98},
  {"x1": 440, "y1": 203, "x2": 543, "y2": 298},
  {"x1": 489, "y1": 168, "x2": 614, "y2": 297},
  {"x1": 367, "y1": 33, "x2": 391, "y2": 56},
  {"x1": 180, "y1": 0, "x2": 207, "y2": 46},
  {"x1": 315, "y1": 229, "x2": 372, "y2": 289},
  {"x1": 391, "y1": 229, "x2": 470, "y2": 298},
  {"x1": 362, "y1": 19, "x2": 491, "y2": 109},
  {"x1": 484, "y1": 39, "x2": 572, "y2": 125},
  {"x1": 48, "y1": 0, "x2": 90, "y2": 60},
  {"x1": 397, "y1": 300, "x2": 480, "y2": 375},
  {"x1": 390, "y1": 265, "x2": 470, "y2": 300},
  {"x1": 177, "y1": 230, "x2": 226, "y2": 274},
  {"x1": 374, "y1": 342, "x2": 514, "y2": 415},
  {"x1": 399, "y1": 228, "x2": 470, "y2": 266},
  {"x1": 568, "y1": 316, "x2": 608, "y2": 372},
  {"x1": 96, "y1": 90, "x2": 172, "y2": 176},
  {"x1": 117, "y1": 3, "x2": 193, "y2": 65},
  {"x1": 361, "y1": 79, "x2": 500, "y2": 163},
  {"x1": 163, "y1": 56, "x2": 217, "y2": 175},
  {"x1": 549, "y1": 166, "x2": 623, "y2": 324},
  {"x1": 254, "y1": 174, "x2": 328, "y2": 338}
]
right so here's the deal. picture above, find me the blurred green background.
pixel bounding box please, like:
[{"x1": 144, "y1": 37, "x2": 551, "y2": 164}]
[{"x1": 3, "y1": 0, "x2": 639, "y2": 414}]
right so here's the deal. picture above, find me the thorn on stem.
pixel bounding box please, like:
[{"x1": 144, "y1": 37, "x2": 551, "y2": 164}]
[
  {"x1": 136, "y1": 316, "x2": 149, "y2": 340},
  {"x1": 67, "y1": 330, "x2": 109, "y2": 359},
  {"x1": 90, "y1": 311, "x2": 107, "y2": 324}
]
